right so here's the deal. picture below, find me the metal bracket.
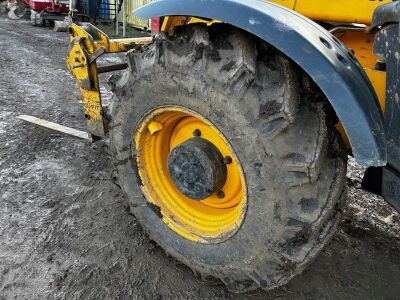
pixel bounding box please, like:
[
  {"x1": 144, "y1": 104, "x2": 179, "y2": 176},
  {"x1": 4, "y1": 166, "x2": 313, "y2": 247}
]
[
  {"x1": 66, "y1": 23, "x2": 152, "y2": 138},
  {"x1": 88, "y1": 46, "x2": 106, "y2": 64}
]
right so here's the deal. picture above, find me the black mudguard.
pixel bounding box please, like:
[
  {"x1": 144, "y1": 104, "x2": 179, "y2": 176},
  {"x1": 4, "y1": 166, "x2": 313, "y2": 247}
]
[{"x1": 135, "y1": 0, "x2": 387, "y2": 167}]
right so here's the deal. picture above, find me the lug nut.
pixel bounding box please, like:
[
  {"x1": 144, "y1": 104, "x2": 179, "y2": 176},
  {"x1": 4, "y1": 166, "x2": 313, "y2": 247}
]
[
  {"x1": 193, "y1": 129, "x2": 201, "y2": 137},
  {"x1": 223, "y1": 156, "x2": 232, "y2": 164},
  {"x1": 217, "y1": 190, "x2": 225, "y2": 199}
]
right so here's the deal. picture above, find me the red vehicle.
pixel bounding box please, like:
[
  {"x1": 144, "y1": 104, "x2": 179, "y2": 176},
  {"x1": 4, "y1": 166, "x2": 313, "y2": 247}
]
[{"x1": 29, "y1": 0, "x2": 69, "y2": 26}]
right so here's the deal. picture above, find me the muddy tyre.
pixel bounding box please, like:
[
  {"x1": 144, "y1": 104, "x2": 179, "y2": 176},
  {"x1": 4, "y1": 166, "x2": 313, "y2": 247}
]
[
  {"x1": 30, "y1": 10, "x2": 37, "y2": 26},
  {"x1": 30, "y1": 10, "x2": 43, "y2": 26},
  {"x1": 110, "y1": 24, "x2": 347, "y2": 292}
]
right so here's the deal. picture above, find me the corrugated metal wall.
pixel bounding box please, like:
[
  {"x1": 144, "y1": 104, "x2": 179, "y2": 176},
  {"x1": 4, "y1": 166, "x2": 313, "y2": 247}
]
[{"x1": 126, "y1": 0, "x2": 152, "y2": 29}]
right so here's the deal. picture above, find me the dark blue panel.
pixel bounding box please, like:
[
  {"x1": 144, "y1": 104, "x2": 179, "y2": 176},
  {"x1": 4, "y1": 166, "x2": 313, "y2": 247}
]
[{"x1": 134, "y1": 0, "x2": 387, "y2": 167}]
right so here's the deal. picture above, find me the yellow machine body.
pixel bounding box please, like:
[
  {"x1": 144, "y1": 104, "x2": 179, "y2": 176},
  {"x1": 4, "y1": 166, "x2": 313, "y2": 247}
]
[{"x1": 272, "y1": 0, "x2": 391, "y2": 24}]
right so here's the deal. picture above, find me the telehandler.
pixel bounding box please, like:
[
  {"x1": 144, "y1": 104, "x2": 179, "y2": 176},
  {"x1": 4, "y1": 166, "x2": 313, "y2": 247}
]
[{"x1": 64, "y1": 0, "x2": 400, "y2": 292}]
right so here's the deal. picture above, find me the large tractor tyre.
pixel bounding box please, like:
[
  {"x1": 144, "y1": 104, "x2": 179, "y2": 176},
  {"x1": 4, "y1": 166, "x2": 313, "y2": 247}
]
[
  {"x1": 30, "y1": 10, "x2": 43, "y2": 26},
  {"x1": 30, "y1": 9, "x2": 37, "y2": 26},
  {"x1": 110, "y1": 24, "x2": 347, "y2": 292}
]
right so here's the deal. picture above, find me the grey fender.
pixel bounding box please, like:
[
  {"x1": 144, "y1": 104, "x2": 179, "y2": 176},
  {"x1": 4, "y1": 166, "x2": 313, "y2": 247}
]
[{"x1": 135, "y1": 0, "x2": 387, "y2": 166}]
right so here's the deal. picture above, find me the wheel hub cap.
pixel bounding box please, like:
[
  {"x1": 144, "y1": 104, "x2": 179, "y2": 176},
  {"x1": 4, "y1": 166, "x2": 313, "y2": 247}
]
[{"x1": 168, "y1": 137, "x2": 227, "y2": 200}]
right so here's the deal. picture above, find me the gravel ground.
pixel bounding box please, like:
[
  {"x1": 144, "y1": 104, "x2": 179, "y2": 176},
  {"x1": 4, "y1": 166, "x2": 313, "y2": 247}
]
[{"x1": 0, "y1": 16, "x2": 400, "y2": 300}]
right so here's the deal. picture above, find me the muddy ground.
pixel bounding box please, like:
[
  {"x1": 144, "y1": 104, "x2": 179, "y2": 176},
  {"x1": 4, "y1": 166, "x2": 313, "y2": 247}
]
[{"x1": 0, "y1": 15, "x2": 400, "y2": 299}]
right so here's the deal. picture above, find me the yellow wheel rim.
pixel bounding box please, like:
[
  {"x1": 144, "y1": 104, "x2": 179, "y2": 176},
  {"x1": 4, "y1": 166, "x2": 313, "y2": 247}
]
[{"x1": 134, "y1": 106, "x2": 247, "y2": 243}]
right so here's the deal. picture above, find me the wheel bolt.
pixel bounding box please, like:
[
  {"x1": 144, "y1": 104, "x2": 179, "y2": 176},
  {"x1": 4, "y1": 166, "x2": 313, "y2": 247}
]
[
  {"x1": 223, "y1": 156, "x2": 232, "y2": 164},
  {"x1": 193, "y1": 129, "x2": 201, "y2": 137},
  {"x1": 217, "y1": 190, "x2": 225, "y2": 199}
]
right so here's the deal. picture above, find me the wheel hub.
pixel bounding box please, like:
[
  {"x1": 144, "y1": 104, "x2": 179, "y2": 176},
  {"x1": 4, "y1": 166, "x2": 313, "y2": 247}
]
[{"x1": 168, "y1": 137, "x2": 227, "y2": 200}]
